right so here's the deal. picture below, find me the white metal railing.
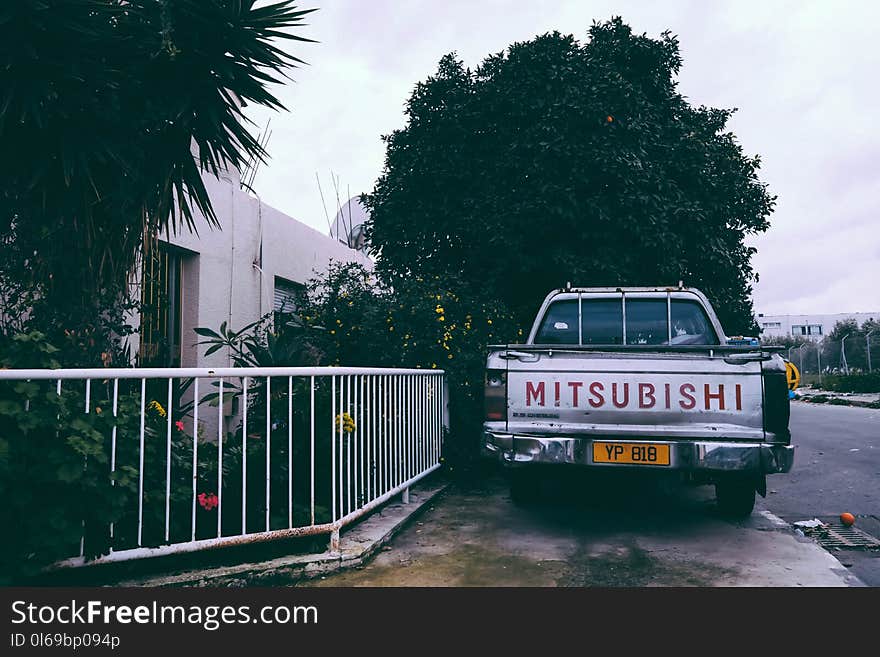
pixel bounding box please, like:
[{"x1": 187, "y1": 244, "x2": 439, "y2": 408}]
[{"x1": 0, "y1": 366, "x2": 446, "y2": 568}]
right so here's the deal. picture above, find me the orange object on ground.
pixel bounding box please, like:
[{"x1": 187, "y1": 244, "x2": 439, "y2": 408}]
[{"x1": 840, "y1": 512, "x2": 855, "y2": 526}]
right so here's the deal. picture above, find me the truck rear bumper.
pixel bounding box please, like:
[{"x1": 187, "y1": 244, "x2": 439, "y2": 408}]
[{"x1": 482, "y1": 431, "x2": 793, "y2": 475}]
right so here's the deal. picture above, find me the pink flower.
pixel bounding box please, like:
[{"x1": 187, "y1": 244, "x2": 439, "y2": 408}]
[
  {"x1": 198, "y1": 492, "x2": 219, "y2": 511},
  {"x1": 175, "y1": 420, "x2": 185, "y2": 432}
]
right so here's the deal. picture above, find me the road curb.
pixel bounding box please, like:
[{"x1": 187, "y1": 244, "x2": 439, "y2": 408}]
[
  {"x1": 795, "y1": 396, "x2": 880, "y2": 409},
  {"x1": 113, "y1": 480, "x2": 449, "y2": 587},
  {"x1": 758, "y1": 510, "x2": 866, "y2": 587}
]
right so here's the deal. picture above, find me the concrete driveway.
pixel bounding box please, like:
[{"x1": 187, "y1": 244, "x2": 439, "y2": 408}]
[{"x1": 302, "y1": 471, "x2": 859, "y2": 587}]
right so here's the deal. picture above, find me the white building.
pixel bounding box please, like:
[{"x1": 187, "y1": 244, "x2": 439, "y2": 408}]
[
  {"x1": 757, "y1": 312, "x2": 879, "y2": 342},
  {"x1": 129, "y1": 165, "x2": 372, "y2": 368}
]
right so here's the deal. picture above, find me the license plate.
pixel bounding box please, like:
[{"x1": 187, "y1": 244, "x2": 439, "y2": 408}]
[{"x1": 592, "y1": 442, "x2": 670, "y2": 466}]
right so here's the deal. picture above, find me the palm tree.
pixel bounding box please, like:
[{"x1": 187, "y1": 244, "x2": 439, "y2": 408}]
[{"x1": 0, "y1": 1, "x2": 315, "y2": 360}]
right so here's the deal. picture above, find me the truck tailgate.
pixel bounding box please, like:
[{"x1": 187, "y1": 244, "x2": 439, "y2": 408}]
[{"x1": 504, "y1": 350, "x2": 766, "y2": 441}]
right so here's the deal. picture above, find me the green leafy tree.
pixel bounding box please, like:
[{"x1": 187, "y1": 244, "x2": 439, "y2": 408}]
[
  {"x1": 827, "y1": 319, "x2": 861, "y2": 342},
  {"x1": 0, "y1": 0, "x2": 314, "y2": 364},
  {"x1": 365, "y1": 18, "x2": 775, "y2": 336},
  {"x1": 825, "y1": 318, "x2": 868, "y2": 372}
]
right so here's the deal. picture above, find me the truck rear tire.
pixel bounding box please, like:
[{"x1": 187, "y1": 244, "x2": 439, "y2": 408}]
[
  {"x1": 715, "y1": 480, "x2": 756, "y2": 518},
  {"x1": 509, "y1": 470, "x2": 539, "y2": 506}
]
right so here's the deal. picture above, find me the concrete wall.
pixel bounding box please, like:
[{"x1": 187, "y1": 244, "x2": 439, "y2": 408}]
[{"x1": 130, "y1": 168, "x2": 372, "y2": 368}]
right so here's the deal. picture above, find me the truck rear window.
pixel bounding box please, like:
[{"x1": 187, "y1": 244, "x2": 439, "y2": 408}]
[
  {"x1": 670, "y1": 299, "x2": 716, "y2": 345},
  {"x1": 534, "y1": 297, "x2": 718, "y2": 345},
  {"x1": 625, "y1": 299, "x2": 667, "y2": 345},
  {"x1": 582, "y1": 299, "x2": 623, "y2": 344},
  {"x1": 535, "y1": 299, "x2": 579, "y2": 344}
]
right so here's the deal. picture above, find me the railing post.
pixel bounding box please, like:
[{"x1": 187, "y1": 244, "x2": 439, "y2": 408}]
[
  {"x1": 402, "y1": 487, "x2": 410, "y2": 504},
  {"x1": 329, "y1": 528, "x2": 340, "y2": 553}
]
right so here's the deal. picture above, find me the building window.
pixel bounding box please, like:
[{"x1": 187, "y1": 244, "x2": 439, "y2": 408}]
[
  {"x1": 762, "y1": 322, "x2": 781, "y2": 329},
  {"x1": 791, "y1": 325, "x2": 807, "y2": 336},
  {"x1": 139, "y1": 240, "x2": 182, "y2": 367},
  {"x1": 274, "y1": 277, "x2": 305, "y2": 328},
  {"x1": 808, "y1": 325, "x2": 822, "y2": 336}
]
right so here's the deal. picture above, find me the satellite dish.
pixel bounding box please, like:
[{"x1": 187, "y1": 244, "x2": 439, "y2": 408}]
[{"x1": 331, "y1": 196, "x2": 369, "y2": 253}]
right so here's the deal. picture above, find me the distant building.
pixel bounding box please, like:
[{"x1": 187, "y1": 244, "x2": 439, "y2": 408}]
[{"x1": 757, "y1": 312, "x2": 879, "y2": 342}]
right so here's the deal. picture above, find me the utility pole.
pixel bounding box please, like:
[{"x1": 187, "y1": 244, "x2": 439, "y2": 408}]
[
  {"x1": 798, "y1": 343, "x2": 808, "y2": 378},
  {"x1": 817, "y1": 340, "x2": 822, "y2": 383},
  {"x1": 841, "y1": 333, "x2": 850, "y2": 375},
  {"x1": 868, "y1": 329, "x2": 877, "y2": 373}
]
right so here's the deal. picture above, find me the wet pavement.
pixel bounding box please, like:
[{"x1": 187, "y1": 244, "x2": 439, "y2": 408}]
[{"x1": 299, "y1": 471, "x2": 857, "y2": 587}]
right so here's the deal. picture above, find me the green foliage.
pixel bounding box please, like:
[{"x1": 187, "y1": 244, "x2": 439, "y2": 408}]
[
  {"x1": 196, "y1": 262, "x2": 519, "y2": 468},
  {"x1": 818, "y1": 373, "x2": 880, "y2": 394},
  {"x1": 0, "y1": 0, "x2": 315, "y2": 362},
  {"x1": 819, "y1": 318, "x2": 879, "y2": 372},
  {"x1": 0, "y1": 330, "x2": 337, "y2": 579},
  {"x1": 287, "y1": 263, "x2": 520, "y2": 466},
  {"x1": 826, "y1": 319, "x2": 861, "y2": 342},
  {"x1": 0, "y1": 331, "x2": 134, "y2": 578},
  {"x1": 364, "y1": 18, "x2": 774, "y2": 335}
]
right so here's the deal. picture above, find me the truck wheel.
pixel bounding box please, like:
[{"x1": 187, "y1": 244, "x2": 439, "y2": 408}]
[
  {"x1": 509, "y1": 470, "x2": 539, "y2": 506},
  {"x1": 715, "y1": 480, "x2": 756, "y2": 518}
]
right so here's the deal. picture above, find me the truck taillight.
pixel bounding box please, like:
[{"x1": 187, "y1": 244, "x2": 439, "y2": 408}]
[
  {"x1": 485, "y1": 369, "x2": 507, "y2": 421},
  {"x1": 762, "y1": 366, "x2": 791, "y2": 443}
]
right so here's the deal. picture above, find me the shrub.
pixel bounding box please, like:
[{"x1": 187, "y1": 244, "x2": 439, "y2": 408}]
[{"x1": 820, "y1": 373, "x2": 880, "y2": 394}]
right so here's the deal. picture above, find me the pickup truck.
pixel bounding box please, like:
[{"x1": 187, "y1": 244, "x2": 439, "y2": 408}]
[{"x1": 482, "y1": 286, "x2": 793, "y2": 517}]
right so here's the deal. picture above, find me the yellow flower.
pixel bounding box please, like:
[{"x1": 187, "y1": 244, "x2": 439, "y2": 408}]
[
  {"x1": 447, "y1": 354, "x2": 454, "y2": 359},
  {"x1": 330, "y1": 329, "x2": 336, "y2": 335},
  {"x1": 148, "y1": 400, "x2": 167, "y2": 418},
  {"x1": 438, "y1": 316, "x2": 445, "y2": 322},
  {"x1": 487, "y1": 319, "x2": 493, "y2": 325},
  {"x1": 335, "y1": 413, "x2": 356, "y2": 434},
  {"x1": 389, "y1": 326, "x2": 394, "y2": 331},
  {"x1": 435, "y1": 305, "x2": 444, "y2": 314}
]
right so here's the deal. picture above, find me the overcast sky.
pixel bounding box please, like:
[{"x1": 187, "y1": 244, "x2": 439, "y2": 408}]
[{"x1": 244, "y1": 0, "x2": 880, "y2": 317}]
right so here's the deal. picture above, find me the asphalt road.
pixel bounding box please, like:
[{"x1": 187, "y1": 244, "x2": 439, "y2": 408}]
[{"x1": 756, "y1": 401, "x2": 880, "y2": 585}]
